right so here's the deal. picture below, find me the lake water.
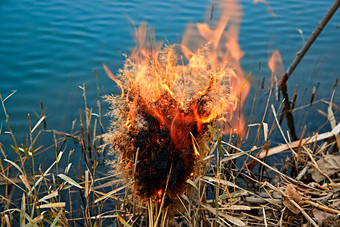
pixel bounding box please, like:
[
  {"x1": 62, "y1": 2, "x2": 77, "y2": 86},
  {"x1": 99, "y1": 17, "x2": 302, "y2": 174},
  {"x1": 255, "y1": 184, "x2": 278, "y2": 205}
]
[{"x1": 1, "y1": 0, "x2": 339, "y2": 163}]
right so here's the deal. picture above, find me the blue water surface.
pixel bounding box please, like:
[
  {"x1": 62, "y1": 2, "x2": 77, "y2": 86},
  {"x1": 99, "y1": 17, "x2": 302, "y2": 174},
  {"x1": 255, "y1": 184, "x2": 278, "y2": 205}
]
[{"x1": 0, "y1": 0, "x2": 339, "y2": 163}]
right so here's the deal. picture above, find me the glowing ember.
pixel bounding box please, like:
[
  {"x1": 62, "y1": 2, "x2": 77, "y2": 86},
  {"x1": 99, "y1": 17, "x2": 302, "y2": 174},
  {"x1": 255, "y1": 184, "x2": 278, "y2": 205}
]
[{"x1": 104, "y1": 0, "x2": 249, "y2": 203}]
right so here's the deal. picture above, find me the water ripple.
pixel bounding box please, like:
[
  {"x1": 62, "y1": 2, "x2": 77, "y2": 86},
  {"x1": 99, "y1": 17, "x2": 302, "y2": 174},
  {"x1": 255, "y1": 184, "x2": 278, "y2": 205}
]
[{"x1": 0, "y1": 0, "x2": 339, "y2": 160}]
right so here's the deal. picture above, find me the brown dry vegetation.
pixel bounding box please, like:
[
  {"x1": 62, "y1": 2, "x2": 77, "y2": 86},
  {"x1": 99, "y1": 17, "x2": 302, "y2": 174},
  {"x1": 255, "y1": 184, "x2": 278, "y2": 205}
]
[{"x1": 0, "y1": 62, "x2": 339, "y2": 226}]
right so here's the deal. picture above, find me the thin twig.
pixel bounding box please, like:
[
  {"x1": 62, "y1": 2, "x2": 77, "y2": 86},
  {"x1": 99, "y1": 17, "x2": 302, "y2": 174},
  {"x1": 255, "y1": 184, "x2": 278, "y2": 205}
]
[
  {"x1": 271, "y1": 104, "x2": 297, "y2": 157},
  {"x1": 256, "y1": 122, "x2": 340, "y2": 159},
  {"x1": 281, "y1": 0, "x2": 340, "y2": 85},
  {"x1": 288, "y1": 199, "x2": 318, "y2": 227}
]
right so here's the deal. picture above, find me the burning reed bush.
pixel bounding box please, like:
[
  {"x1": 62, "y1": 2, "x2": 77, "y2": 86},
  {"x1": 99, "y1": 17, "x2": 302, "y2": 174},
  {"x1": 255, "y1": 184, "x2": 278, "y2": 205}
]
[{"x1": 103, "y1": 44, "x2": 239, "y2": 203}]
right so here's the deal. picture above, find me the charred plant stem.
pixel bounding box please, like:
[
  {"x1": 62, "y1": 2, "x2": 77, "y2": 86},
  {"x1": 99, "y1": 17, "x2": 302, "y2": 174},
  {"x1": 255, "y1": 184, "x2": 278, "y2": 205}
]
[
  {"x1": 79, "y1": 109, "x2": 89, "y2": 164},
  {"x1": 40, "y1": 101, "x2": 46, "y2": 129},
  {"x1": 310, "y1": 86, "x2": 316, "y2": 105},
  {"x1": 82, "y1": 84, "x2": 92, "y2": 160},
  {"x1": 210, "y1": 0, "x2": 215, "y2": 21},
  {"x1": 278, "y1": 1, "x2": 339, "y2": 138},
  {"x1": 259, "y1": 142, "x2": 269, "y2": 183},
  {"x1": 291, "y1": 85, "x2": 298, "y2": 110},
  {"x1": 281, "y1": 85, "x2": 298, "y2": 141}
]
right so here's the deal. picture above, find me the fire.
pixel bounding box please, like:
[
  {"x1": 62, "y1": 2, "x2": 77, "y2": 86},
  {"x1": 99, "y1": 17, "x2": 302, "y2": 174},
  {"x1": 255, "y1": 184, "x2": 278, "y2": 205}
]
[
  {"x1": 104, "y1": 0, "x2": 250, "y2": 202},
  {"x1": 268, "y1": 50, "x2": 284, "y2": 76},
  {"x1": 156, "y1": 188, "x2": 163, "y2": 203},
  {"x1": 180, "y1": 0, "x2": 250, "y2": 134},
  {"x1": 191, "y1": 134, "x2": 200, "y2": 157},
  {"x1": 268, "y1": 50, "x2": 284, "y2": 98}
]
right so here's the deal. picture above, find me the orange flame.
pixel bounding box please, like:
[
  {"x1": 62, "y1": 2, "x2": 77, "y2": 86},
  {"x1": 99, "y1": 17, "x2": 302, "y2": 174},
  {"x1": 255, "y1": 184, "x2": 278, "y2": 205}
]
[
  {"x1": 107, "y1": 0, "x2": 252, "y2": 155},
  {"x1": 191, "y1": 134, "x2": 200, "y2": 157},
  {"x1": 268, "y1": 50, "x2": 285, "y2": 99},
  {"x1": 156, "y1": 189, "x2": 163, "y2": 203},
  {"x1": 196, "y1": 0, "x2": 249, "y2": 134},
  {"x1": 268, "y1": 50, "x2": 284, "y2": 77},
  {"x1": 104, "y1": 0, "x2": 253, "y2": 201},
  {"x1": 268, "y1": 50, "x2": 284, "y2": 80},
  {"x1": 123, "y1": 0, "x2": 250, "y2": 135}
]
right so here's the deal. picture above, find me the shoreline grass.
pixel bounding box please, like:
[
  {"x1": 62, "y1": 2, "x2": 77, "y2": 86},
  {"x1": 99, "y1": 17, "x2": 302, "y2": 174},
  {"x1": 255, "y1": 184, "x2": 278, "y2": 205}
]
[{"x1": 0, "y1": 73, "x2": 339, "y2": 227}]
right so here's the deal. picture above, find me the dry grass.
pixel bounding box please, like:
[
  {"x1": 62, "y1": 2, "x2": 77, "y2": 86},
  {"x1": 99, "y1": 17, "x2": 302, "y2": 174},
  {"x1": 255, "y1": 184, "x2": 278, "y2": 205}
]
[{"x1": 0, "y1": 68, "x2": 339, "y2": 227}]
